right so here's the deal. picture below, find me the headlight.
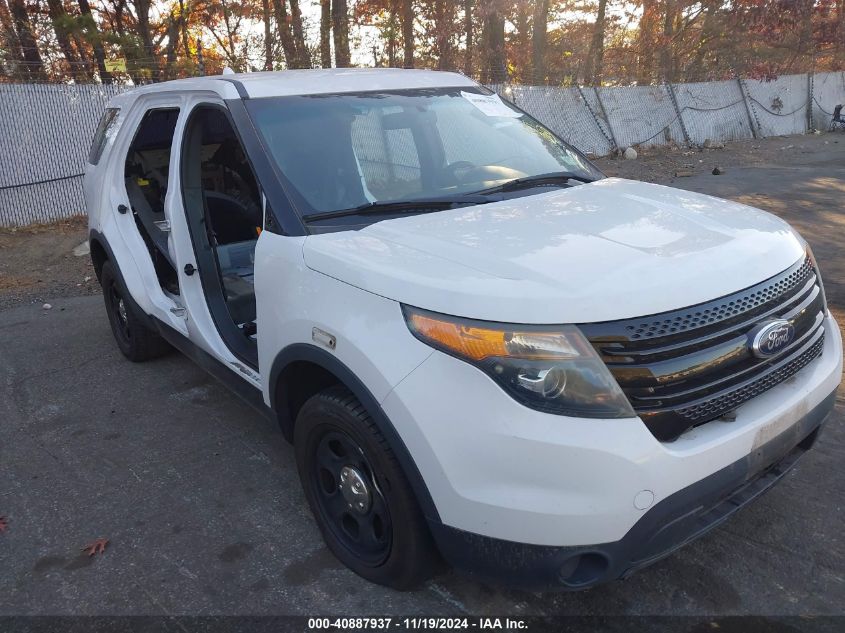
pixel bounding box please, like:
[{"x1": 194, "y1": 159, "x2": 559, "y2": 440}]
[{"x1": 402, "y1": 306, "x2": 635, "y2": 419}]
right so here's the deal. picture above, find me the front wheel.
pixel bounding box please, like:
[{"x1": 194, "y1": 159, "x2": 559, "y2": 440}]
[{"x1": 294, "y1": 385, "x2": 440, "y2": 589}]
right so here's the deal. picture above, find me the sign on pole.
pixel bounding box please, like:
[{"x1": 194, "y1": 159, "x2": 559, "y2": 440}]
[{"x1": 104, "y1": 59, "x2": 127, "y2": 73}]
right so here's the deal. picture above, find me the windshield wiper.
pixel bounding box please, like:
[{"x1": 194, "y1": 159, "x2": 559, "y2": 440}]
[
  {"x1": 302, "y1": 194, "x2": 490, "y2": 223},
  {"x1": 477, "y1": 171, "x2": 596, "y2": 195}
]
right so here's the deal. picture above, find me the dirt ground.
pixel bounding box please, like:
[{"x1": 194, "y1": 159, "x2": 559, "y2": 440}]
[
  {"x1": 0, "y1": 216, "x2": 97, "y2": 311},
  {"x1": 594, "y1": 131, "x2": 844, "y2": 182}
]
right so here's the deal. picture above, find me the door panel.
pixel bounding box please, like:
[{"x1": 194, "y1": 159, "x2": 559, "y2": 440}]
[
  {"x1": 124, "y1": 108, "x2": 181, "y2": 294},
  {"x1": 179, "y1": 104, "x2": 263, "y2": 369}
]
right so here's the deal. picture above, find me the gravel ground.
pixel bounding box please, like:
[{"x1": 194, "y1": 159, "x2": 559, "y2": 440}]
[
  {"x1": 594, "y1": 132, "x2": 845, "y2": 184},
  {"x1": 0, "y1": 216, "x2": 97, "y2": 311}
]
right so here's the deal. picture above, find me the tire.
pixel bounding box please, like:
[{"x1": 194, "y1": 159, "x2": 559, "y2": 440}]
[
  {"x1": 100, "y1": 260, "x2": 171, "y2": 362},
  {"x1": 294, "y1": 385, "x2": 440, "y2": 590}
]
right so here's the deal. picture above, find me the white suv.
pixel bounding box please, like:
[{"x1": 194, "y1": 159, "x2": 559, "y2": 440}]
[{"x1": 84, "y1": 69, "x2": 842, "y2": 590}]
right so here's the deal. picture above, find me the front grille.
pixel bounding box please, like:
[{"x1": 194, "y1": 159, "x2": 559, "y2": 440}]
[
  {"x1": 675, "y1": 334, "x2": 824, "y2": 422},
  {"x1": 625, "y1": 258, "x2": 813, "y2": 340},
  {"x1": 581, "y1": 255, "x2": 826, "y2": 442}
]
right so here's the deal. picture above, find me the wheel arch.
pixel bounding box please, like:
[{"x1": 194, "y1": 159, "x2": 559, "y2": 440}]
[
  {"x1": 89, "y1": 235, "x2": 109, "y2": 282},
  {"x1": 88, "y1": 229, "x2": 157, "y2": 331},
  {"x1": 269, "y1": 343, "x2": 441, "y2": 523}
]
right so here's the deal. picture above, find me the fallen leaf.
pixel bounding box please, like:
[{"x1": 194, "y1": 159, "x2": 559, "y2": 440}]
[
  {"x1": 82, "y1": 538, "x2": 109, "y2": 556},
  {"x1": 0, "y1": 516, "x2": 7, "y2": 533}
]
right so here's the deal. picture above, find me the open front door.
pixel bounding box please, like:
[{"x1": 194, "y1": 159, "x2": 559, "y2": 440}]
[{"x1": 179, "y1": 104, "x2": 263, "y2": 369}]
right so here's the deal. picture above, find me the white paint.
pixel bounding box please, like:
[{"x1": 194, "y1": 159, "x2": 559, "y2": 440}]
[
  {"x1": 304, "y1": 178, "x2": 805, "y2": 323},
  {"x1": 382, "y1": 315, "x2": 841, "y2": 545},
  {"x1": 236, "y1": 68, "x2": 476, "y2": 99},
  {"x1": 634, "y1": 490, "x2": 655, "y2": 510}
]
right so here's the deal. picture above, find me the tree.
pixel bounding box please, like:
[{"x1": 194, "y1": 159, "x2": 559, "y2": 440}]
[
  {"x1": 46, "y1": 0, "x2": 87, "y2": 78},
  {"x1": 433, "y1": 0, "x2": 454, "y2": 69},
  {"x1": 200, "y1": 0, "x2": 248, "y2": 72},
  {"x1": 531, "y1": 0, "x2": 549, "y2": 83},
  {"x1": 687, "y1": 0, "x2": 721, "y2": 80},
  {"x1": 480, "y1": 0, "x2": 506, "y2": 83},
  {"x1": 660, "y1": 0, "x2": 679, "y2": 81},
  {"x1": 8, "y1": 0, "x2": 45, "y2": 79},
  {"x1": 320, "y1": 0, "x2": 331, "y2": 67},
  {"x1": 583, "y1": 0, "x2": 608, "y2": 84},
  {"x1": 271, "y1": 0, "x2": 310, "y2": 68},
  {"x1": 838, "y1": 0, "x2": 845, "y2": 64},
  {"x1": 77, "y1": 0, "x2": 111, "y2": 83},
  {"x1": 178, "y1": 0, "x2": 190, "y2": 63},
  {"x1": 401, "y1": 0, "x2": 413, "y2": 67},
  {"x1": 463, "y1": 0, "x2": 472, "y2": 74},
  {"x1": 261, "y1": 0, "x2": 273, "y2": 70},
  {"x1": 163, "y1": 9, "x2": 180, "y2": 73},
  {"x1": 637, "y1": 0, "x2": 660, "y2": 84},
  {"x1": 0, "y1": 0, "x2": 27, "y2": 75},
  {"x1": 273, "y1": 0, "x2": 298, "y2": 67},
  {"x1": 132, "y1": 0, "x2": 159, "y2": 79},
  {"x1": 289, "y1": 0, "x2": 310, "y2": 67},
  {"x1": 1, "y1": 0, "x2": 841, "y2": 87},
  {"x1": 511, "y1": 0, "x2": 532, "y2": 80},
  {"x1": 332, "y1": 0, "x2": 350, "y2": 67},
  {"x1": 385, "y1": 0, "x2": 399, "y2": 66}
]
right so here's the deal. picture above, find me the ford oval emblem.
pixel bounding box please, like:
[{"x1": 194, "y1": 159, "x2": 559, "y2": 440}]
[{"x1": 749, "y1": 320, "x2": 795, "y2": 358}]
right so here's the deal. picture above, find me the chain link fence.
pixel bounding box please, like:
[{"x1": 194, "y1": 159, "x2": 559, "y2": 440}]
[
  {"x1": 0, "y1": 82, "x2": 124, "y2": 226},
  {"x1": 2, "y1": 71, "x2": 845, "y2": 227}
]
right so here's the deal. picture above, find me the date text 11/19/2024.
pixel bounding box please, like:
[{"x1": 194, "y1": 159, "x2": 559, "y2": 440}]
[{"x1": 307, "y1": 618, "x2": 528, "y2": 630}]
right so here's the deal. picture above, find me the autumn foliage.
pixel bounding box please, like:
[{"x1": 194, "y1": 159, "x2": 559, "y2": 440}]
[{"x1": 1, "y1": 0, "x2": 843, "y2": 85}]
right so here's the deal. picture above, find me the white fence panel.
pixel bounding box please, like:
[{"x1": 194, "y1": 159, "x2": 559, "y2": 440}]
[
  {"x1": 674, "y1": 79, "x2": 753, "y2": 144},
  {"x1": 0, "y1": 83, "x2": 126, "y2": 225},
  {"x1": 596, "y1": 84, "x2": 686, "y2": 149},
  {"x1": 510, "y1": 85, "x2": 613, "y2": 156},
  {"x1": 811, "y1": 71, "x2": 845, "y2": 130},
  {"x1": 745, "y1": 74, "x2": 809, "y2": 137}
]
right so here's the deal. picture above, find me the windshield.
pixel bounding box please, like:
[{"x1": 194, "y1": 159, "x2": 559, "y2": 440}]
[{"x1": 245, "y1": 86, "x2": 601, "y2": 220}]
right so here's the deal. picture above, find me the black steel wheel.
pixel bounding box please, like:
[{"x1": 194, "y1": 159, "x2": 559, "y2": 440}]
[
  {"x1": 100, "y1": 260, "x2": 171, "y2": 362},
  {"x1": 106, "y1": 278, "x2": 132, "y2": 348},
  {"x1": 294, "y1": 385, "x2": 440, "y2": 589},
  {"x1": 311, "y1": 430, "x2": 392, "y2": 566}
]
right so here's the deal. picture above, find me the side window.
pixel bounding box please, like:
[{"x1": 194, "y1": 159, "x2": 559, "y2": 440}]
[
  {"x1": 124, "y1": 108, "x2": 180, "y2": 293},
  {"x1": 182, "y1": 106, "x2": 261, "y2": 332},
  {"x1": 88, "y1": 107, "x2": 120, "y2": 165}
]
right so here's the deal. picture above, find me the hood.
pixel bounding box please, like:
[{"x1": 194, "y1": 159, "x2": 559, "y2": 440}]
[{"x1": 302, "y1": 178, "x2": 805, "y2": 324}]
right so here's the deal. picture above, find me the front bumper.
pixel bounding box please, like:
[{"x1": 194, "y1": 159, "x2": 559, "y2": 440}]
[
  {"x1": 382, "y1": 314, "x2": 842, "y2": 548},
  {"x1": 428, "y1": 389, "x2": 836, "y2": 590}
]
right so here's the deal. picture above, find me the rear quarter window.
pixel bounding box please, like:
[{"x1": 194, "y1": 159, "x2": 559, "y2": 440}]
[{"x1": 88, "y1": 107, "x2": 120, "y2": 165}]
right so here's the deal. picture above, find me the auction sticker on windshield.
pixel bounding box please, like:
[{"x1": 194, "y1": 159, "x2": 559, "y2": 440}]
[{"x1": 461, "y1": 91, "x2": 522, "y2": 118}]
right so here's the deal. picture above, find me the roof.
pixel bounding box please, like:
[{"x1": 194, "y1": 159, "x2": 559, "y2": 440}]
[
  {"x1": 113, "y1": 68, "x2": 478, "y2": 104},
  {"x1": 230, "y1": 68, "x2": 477, "y2": 98}
]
